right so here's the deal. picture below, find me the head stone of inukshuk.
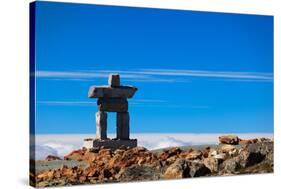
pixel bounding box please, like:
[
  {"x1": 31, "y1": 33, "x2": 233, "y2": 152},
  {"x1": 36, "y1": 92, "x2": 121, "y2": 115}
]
[{"x1": 88, "y1": 74, "x2": 138, "y2": 148}]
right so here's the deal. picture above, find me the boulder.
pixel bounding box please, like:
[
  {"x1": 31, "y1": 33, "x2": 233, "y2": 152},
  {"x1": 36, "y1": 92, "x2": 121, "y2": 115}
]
[
  {"x1": 219, "y1": 135, "x2": 240, "y2": 145},
  {"x1": 219, "y1": 144, "x2": 236, "y2": 153},
  {"x1": 248, "y1": 141, "x2": 273, "y2": 155},
  {"x1": 45, "y1": 155, "x2": 62, "y2": 161},
  {"x1": 188, "y1": 160, "x2": 211, "y2": 177},
  {"x1": 220, "y1": 158, "x2": 239, "y2": 174},
  {"x1": 239, "y1": 148, "x2": 265, "y2": 167},
  {"x1": 203, "y1": 157, "x2": 220, "y2": 173},
  {"x1": 202, "y1": 147, "x2": 211, "y2": 158},
  {"x1": 84, "y1": 166, "x2": 99, "y2": 178},
  {"x1": 182, "y1": 150, "x2": 203, "y2": 160},
  {"x1": 159, "y1": 147, "x2": 182, "y2": 160},
  {"x1": 119, "y1": 165, "x2": 161, "y2": 181},
  {"x1": 37, "y1": 170, "x2": 55, "y2": 181},
  {"x1": 219, "y1": 144, "x2": 238, "y2": 156},
  {"x1": 61, "y1": 166, "x2": 73, "y2": 177},
  {"x1": 239, "y1": 138, "x2": 258, "y2": 145},
  {"x1": 163, "y1": 159, "x2": 189, "y2": 179},
  {"x1": 222, "y1": 142, "x2": 271, "y2": 171},
  {"x1": 64, "y1": 149, "x2": 85, "y2": 161},
  {"x1": 257, "y1": 138, "x2": 272, "y2": 143}
]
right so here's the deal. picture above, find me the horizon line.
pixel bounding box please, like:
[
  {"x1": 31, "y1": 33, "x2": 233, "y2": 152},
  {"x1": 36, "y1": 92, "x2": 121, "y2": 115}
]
[{"x1": 34, "y1": 132, "x2": 274, "y2": 135}]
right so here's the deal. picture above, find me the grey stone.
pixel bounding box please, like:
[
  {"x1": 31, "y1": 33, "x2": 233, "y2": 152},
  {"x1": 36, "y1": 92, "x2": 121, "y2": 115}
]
[
  {"x1": 108, "y1": 74, "x2": 120, "y2": 87},
  {"x1": 219, "y1": 135, "x2": 240, "y2": 145},
  {"x1": 119, "y1": 165, "x2": 161, "y2": 182},
  {"x1": 238, "y1": 149, "x2": 265, "y2": 168},
  {"x1": 88, "y1": 86, "x2": 137, "y2": 98},
  {"x1": 203, "y1": 157, "x2": 220, "y2": 173},
  {"x1": 96, "y1": 111, "x2": 107, "y2": 140},
  {"x1": 188, "y1": 160, "x2": 211, "y2": 177},
  {"x1": 97, "y1": 98, "x2": 128, "y2": 112},
  {"x1": 248, "y1": 141, "x2": 273, "y2": 155},
  {"x1": 220, "y1": 158, "x2": 239, "y2": 173},
  {"x1": 163, "y1": 159, "x2": 189, "y2": 179},
  {"x1": 83, "y1": 138, "x2": 137, "y2": 150},
  {"x1": 117, "y1": 112, "x2": 130, "y2": 140}
]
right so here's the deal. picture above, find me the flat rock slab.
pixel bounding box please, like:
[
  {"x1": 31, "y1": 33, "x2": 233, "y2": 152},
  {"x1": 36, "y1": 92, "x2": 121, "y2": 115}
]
[
  {"x1": 83, "y1": 138, "x2": 137, "y2": 150},
  {"x1": 88, "y1": 86, "x2": 137, "y2": 98},
  {"x1": 219, "y1": 135, "x2": 240, "y2": 145},
  {"x1": 35, "y1": 160, "x2": 88, "y2": 174}
]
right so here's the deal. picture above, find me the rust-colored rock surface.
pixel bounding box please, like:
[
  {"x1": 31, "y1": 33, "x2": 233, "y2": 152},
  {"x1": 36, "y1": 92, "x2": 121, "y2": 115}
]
[{"x1": 33, "y1": 136, "x2": 273, "y2": 187}]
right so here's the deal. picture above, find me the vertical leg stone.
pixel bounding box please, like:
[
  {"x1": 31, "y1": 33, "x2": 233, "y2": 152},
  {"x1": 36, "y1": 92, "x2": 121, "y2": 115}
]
[
  {"x1": 117, "y1": 112, "x2": 130, "y2": 140},
  {"x1": 96, "y1": 111, "x2": 107, "y2": 140}
]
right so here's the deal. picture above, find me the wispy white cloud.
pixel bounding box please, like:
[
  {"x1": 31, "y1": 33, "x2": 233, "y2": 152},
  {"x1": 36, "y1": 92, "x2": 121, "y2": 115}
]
[
  {"x1": 36, "y1": 69, "x2": 273, "y2": 83},
  {"x1": 131, "y1": 99, "x2": 167, "y2": 103},
  {"x1": 37, "y1": 99, "x2": 169, "y2": 107},
  {"x1": 36, "y1": 70, "x2": 150, "y2": 79},
  {"x1": 125, "y1": 78, "x2": 181, "y2": 83},
  {"x1": 37, "y1": 99, "x2": 208, "y2": 109},
  {"x1": 106, "y1": 69, "x2": 273, "y2": 81},
  {"x1": 37, "y1": 101, "x2": 95, "y2": 106},
  {"x1": 36, "y1": 99, "x2": 206, "y2": 109},
  {"x1": 36, "y1": 71, "x2": 107, "y2": 78},
  {"x1": 36, "y1": 70, "x2": 177, "y2": 83}
]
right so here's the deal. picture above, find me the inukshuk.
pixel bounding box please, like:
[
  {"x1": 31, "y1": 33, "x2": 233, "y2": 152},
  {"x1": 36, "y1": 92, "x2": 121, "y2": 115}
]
[{"x1": 83, "y1": 74, "x2": 138, "y2": 149}]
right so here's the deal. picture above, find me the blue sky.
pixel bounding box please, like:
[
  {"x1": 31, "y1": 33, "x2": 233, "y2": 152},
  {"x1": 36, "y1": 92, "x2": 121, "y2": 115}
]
[{"x1": 33, "y1": 1, "x2": 273, "y2": 134}]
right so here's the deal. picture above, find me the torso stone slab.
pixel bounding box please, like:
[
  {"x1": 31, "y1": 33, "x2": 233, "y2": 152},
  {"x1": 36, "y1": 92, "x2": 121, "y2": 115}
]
[{"x1": 97, "y1": 98, "x2": 128, "y2": 112}]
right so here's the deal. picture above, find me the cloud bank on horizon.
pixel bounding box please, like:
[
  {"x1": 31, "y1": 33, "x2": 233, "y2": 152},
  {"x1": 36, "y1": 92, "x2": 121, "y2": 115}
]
[{"x1": 33, "y1": 133, "x2": 274, "y2": 160}]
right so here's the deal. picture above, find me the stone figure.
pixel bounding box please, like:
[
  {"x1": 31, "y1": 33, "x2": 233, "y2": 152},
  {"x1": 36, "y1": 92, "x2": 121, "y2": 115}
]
[{"x1": 83, "y1": 74, "x2": 138, "y2": 149}]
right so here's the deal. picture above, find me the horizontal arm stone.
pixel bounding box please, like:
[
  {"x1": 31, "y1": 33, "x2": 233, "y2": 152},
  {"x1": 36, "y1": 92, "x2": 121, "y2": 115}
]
[{"x1": 88, "y1": 86, "x2": 137, "y2": 98}]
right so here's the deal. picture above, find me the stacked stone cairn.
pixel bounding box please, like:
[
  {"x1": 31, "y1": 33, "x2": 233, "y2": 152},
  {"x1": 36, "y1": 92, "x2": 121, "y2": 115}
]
[{"x1": 83, "y1": 74, "x2": 138, "y2": 149}]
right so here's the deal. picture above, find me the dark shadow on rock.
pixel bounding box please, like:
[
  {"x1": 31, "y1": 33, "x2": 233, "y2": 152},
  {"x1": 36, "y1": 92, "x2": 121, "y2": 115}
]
[{"x1": 246, "y1": 152, "x2": 266, "y2": 167}]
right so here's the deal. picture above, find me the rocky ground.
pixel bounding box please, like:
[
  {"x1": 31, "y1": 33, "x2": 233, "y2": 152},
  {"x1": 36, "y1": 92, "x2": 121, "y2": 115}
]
[{"x1": 30, "y1": 135, "x2": 273, "y2": 187}]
